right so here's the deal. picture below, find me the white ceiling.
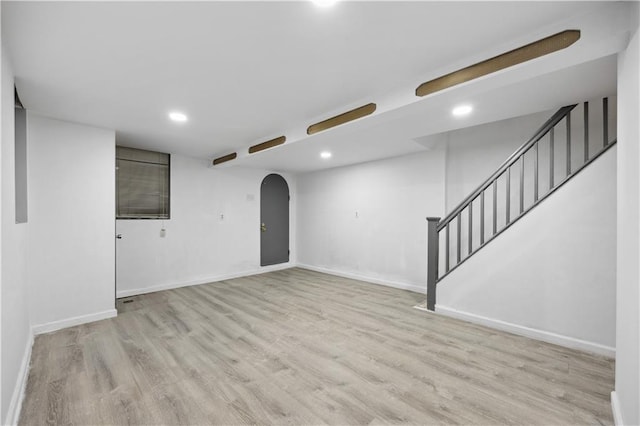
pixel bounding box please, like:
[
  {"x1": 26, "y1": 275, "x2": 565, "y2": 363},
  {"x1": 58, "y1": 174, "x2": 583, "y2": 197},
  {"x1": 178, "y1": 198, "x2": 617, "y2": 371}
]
[
  {"x1": 2, "y1": 1, "x2": 632, "y2": 173},
  {"x1": 235, "y1": 55, "x2": 618, "y2": 173}
]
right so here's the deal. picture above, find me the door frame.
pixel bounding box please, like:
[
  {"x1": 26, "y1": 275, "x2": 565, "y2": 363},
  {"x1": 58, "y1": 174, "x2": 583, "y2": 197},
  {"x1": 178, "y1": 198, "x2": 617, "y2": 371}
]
[{"x1": 260, "y1": 173, "x2": 290, "y2": 267}]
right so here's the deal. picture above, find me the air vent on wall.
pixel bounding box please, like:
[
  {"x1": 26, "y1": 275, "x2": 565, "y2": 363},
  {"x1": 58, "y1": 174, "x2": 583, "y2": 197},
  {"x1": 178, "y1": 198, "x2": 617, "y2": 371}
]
[
  {"x1": 249, "y1": 136, "x2": 286, "y2": 154},
  {"x1": 307, "y1": 103, "x2": 377, "y2": 135},
  {"x1": 212, "y1": 152, "x2": 237, "y2": 166},
  {"x1": 415, "y1": 30, "x2": 581, "y2": 97}
]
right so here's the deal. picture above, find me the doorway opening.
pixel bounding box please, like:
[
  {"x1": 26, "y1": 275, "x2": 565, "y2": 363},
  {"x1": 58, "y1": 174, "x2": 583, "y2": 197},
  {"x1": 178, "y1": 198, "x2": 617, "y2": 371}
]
[{"x1": 260, "y1": 174, "x2": 290, "y2": 266}]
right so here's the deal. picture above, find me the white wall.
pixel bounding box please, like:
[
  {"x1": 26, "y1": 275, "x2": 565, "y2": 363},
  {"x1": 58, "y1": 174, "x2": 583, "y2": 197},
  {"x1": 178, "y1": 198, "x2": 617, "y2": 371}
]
[
  {"x1": 296, "y1": 150, "x2": 445, "y2": 292},
  {"x1": 437, "y1": 147, "x2": 617, "y2": 355},
  {"x1": 614, "y1": 4, "x2": 640, "y2": 424},
  {"x1": 116, "y1": 153, "x2": 296, "y2": 297},
  {"x1": 295, "y1": 106, "x2": 614, "y2": 293},
  {"x1": 445, "y1": 99, "x2": 617, "y2": 212},
  {"x1": 27, "y1": 114, "x2": 116, "y2": 329},
  {"x1": 441, "y1": 98, "x2": 616, "y2": 270},
  {"x1": 444, "y1": 110, "x2": 552, "y2": 210},
  {"x1": 1, "y1": 33, "x2": 31, "y2": 425}
]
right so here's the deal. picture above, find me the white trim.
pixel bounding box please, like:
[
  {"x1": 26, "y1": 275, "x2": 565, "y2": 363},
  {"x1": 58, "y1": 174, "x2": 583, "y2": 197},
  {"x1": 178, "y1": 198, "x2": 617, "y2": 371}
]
[
  {"x1": 431, "y1": 305, "x2": 616, "y2": 358},
  {"x1": 116, "y1": 263, "x2": 294, "y2": 298},
  {"x1": 32, "y1": 309, "x2": 118, "y2": 335},
  {"x1": 610, "y1": 391, "x2": 624, "y2": 426},
  {"x1": 4, "y1": 330, "x2": 34, "y2": 426},
  {"x1": 296, "y1": 263, "x2": 425, "y2": 294}
]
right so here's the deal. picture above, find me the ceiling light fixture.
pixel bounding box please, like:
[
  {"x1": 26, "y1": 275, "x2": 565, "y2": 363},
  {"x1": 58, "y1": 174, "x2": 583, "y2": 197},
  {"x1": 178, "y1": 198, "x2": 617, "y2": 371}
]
[
  {"x1": 169, "y1": 111, "x2": 188, "y2": 123},
  {"x1": 311, "y1": 0, "x2": 337, "y2": 7},
  {"x1": 320, "y1": 151, "x2": 332, "y2": 159},
  {"x1": 452, "y1": 105, "x2": 473, "y2": 117}
]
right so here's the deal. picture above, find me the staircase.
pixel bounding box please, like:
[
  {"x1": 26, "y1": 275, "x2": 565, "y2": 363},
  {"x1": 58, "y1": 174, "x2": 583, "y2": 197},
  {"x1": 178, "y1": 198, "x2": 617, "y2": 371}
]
[{"x1": 425, "y1": 97, "x2": 617, "y2": 310}]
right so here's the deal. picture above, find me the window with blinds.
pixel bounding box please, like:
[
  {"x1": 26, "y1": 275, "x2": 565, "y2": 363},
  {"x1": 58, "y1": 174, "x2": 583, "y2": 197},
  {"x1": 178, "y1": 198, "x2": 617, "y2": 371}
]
[{"x1": 116, "y1": 146, "x2": 170, "y2": 219}]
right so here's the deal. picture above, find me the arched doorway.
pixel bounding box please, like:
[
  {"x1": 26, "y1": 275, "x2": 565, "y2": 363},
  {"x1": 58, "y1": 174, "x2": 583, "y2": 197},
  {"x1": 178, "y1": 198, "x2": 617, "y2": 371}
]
[{"x1": 260, "y1": 174, "x2": 290, "y2": 266}]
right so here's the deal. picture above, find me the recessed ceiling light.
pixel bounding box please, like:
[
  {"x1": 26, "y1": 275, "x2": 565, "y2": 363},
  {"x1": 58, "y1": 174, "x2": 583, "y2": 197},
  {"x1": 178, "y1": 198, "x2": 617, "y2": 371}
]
[
  {"x1": 452, "y1": 105, "x2": 473, "y2": 117},
  {"x1": 311, "y1": 0, "x2": 337, "y2": 8},
  {"x1": 320, "y1": 151, "x2": 332, "y2": 159},
  {"x1": 169, "y1": 111, "x2": 188, "y2": 122}
]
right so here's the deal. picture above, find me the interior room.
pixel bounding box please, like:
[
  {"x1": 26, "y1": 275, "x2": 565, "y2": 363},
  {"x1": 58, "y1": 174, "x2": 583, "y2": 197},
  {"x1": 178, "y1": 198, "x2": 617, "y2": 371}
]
[{"x1": 1, "y1": 1, "x2": 639, "y2": 425}]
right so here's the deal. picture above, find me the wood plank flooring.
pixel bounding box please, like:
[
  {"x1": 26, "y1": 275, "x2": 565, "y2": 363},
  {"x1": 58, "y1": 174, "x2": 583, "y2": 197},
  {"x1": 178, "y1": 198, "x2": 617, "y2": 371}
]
[{"x1": 19, "y1": 268, "x2": 615, "y2": 425}]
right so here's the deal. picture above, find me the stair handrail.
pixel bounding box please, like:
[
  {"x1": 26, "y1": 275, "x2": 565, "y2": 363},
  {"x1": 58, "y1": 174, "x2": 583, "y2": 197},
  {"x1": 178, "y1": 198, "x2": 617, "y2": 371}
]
[
  {"x1": 424, "y1": 100, "x2": 620, "y2": 311},
  {"x1": 437, "y1": 104, "x2": 577, "y2": 231}
]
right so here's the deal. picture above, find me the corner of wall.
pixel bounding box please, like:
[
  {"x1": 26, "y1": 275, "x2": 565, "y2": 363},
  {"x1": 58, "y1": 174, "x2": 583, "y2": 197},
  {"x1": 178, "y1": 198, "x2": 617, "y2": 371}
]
[
  {"x1": 26, "y1": 115, "x2": 115, "y2": 328},
  {"x1": 610, "y1": 391, "x2": 624, "y2": 426},
  {"x1": 31, "y1": 309, "x2": 117, "y2": 336},
  {"x1": 3, "y1": 330, "x2": 34, "y2": 426},
  {"x1": 616, "y1": 12, "x2": 640, "y2": 426},
  {"x1": 296, "y1": 263, "x2": 426, "y2": 294}
]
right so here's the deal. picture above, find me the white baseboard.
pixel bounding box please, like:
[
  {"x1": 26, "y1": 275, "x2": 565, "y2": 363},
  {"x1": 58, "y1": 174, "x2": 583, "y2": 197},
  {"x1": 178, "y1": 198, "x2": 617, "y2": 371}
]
[
  {"x1": 296, "y1": 263, "x2": 425, "y2": 294},
  {"x1": 116, "y1": 262, "x2": 294, "y2": 298},
  {"x1": 434, "y1": 305, "x2": 616, "y2": 358},
  {"x1": 32, "y1": 309, "x2": 118, "y2": 335},
  {"x1": 4, "y1": 330, "x2": 34, "y2": 426},
  {"x1": 611, "y1": 391, "x2": 624, "y2": 426}
]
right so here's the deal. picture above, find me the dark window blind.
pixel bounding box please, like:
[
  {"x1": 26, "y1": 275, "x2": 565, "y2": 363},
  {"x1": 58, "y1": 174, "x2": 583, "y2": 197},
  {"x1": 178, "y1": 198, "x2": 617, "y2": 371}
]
[{"x1": 116, "y1": 146, "x2": 170, "y2": 219}]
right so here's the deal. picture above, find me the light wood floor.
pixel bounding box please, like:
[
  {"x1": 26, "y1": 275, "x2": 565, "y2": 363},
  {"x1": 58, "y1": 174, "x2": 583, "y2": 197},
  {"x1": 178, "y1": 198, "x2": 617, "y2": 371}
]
[{"x1": 20, "y1": 268, "x2": 614, "y2": 425}]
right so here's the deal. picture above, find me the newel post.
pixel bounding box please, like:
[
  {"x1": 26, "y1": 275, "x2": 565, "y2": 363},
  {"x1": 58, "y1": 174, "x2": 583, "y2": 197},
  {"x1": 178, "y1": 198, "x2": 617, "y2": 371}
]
[{"x1": 426, "y1": 217, "x2": 440, "y2": 311}]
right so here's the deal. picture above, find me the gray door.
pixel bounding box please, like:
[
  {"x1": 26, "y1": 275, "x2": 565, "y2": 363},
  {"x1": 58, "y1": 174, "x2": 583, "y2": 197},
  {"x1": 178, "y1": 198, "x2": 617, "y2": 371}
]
[{"x1": 260, "y1": 174, "x2": 289, "y2": 266}]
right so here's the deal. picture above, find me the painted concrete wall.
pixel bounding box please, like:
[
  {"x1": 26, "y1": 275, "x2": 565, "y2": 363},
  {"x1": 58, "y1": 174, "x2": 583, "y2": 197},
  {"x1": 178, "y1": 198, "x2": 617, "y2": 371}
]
[
  {"x1": 445, "y1": 99, "x2": 617, "y2": 212},
  {"x1": 0, "y1": 28, "x2": 31, "y2": 425},
  {"x1": 441, "y1": 98, "x2": 616, "y2": 271},
  {"x1": 115, "y1": 154, "x2": 296, "y2": 297},
  {"x1": 437, "y1": 147, "x2": 617, "y2": 354},
  {"x1": 296, "y1": 149, "x2": 446, "y2": 292},
  {"x1": 296, "y1": 104, "x2": 615, "y2": 294},
  {"x1": 615, "y1": 4, "x2": 640, "y2": 424},
  {"x1": 444, "y1": 110, "x2": 552, "y2": 211},
  {"x1": 27, "y1": 114, "x2": 116, "y2": 328}
]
